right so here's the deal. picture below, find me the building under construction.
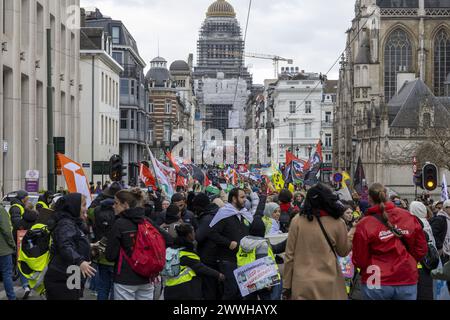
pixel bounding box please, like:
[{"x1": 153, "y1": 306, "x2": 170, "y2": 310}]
[{"x1": 194, "y1": 0, "x2": 252, "y2": 133}]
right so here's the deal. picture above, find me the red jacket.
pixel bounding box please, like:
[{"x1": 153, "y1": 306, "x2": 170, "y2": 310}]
[{"x1": 352, "y1": 202, "x2": 427, "y2": 286}]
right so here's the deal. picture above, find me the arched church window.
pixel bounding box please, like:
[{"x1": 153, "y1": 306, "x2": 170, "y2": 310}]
[
  {"x1": 434, "y1": 29, "x2": 450, "y2": 97},
  {"x1": 423, "y1": 113, "x2": 431, "y2": 128},
  {"x1": 384, "y1": 29, "x2": 412, "y2": 102}
]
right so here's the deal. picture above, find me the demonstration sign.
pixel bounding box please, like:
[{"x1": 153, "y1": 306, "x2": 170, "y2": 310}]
[{"x1": 233, "y1": 256, "x2": 280, "y2": 297}]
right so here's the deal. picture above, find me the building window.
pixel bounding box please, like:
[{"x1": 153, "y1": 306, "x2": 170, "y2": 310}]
[
  {"x1": 130, "y1": 80, "x2": 135, "y2": 96},
  {"x1": 325, "y1": 112, "x2": 332, "y2": 123},
  {"x1": 112, "y1": 51, "x2": 123, "y2": 65},
  {"x1": 289, "y1": 123, "x2": 296, "y2": 138},
  {"x1": 362, "y1": 88, "x2": 368, "y2": 98},
  {"x1": 325, "y1": 134, "x2": 332, "y2": 147},
  {"x1": 112, "y1": 26, "x2": 120, "y2": 44},
  {"x1": 423, "y1": 113, "x2": 431, "y2": 128},
  {"x1": 289, "y1": 101, "x2": 296, "y2": 114},
  {"x1": 101, "y1": 73, "x2": 104, "y2": 102},
  {"x1": 305, "y1": 123, "x2": 312, "y2": 137},
  {"x1": 165, "y1": 100, "x2": 172, "y2": 114},
  {"x1": 434, "y1": 29, "x2": 450, "y2": 97},
  {"x1": 130, "y1": 110, "x2": 135, "y2": 130},
  {"x1": 305, "y1": 101, "x2": 312, "y2": 114},
  {"x1": 148, "y1": 101, "x2": 154, "y2": 113},
  {"x1": 120, "y1": 110, "x2": 128, "y2": 129},
  {"x1": 384, "y1": 29, "x2": 412, "y2": 102},
  {"x1": 120, "y1": 79, "x2": 129, "y2": 95},
  {"x1": 164, "y1": 125, "x2": 171, "y2": 142},
  {"x1": 149, "y1": 129, "x2": 154, "y2": 143},
  {"x1": 325, "y1": 154, "x2": 332, "y2": 162}
]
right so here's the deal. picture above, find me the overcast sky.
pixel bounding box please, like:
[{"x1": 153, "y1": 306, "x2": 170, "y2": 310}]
[{"x1": 79, "y1": 0, "x2": 356, "y2": 84}]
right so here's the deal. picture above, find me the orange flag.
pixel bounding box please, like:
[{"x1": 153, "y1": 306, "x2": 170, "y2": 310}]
[
  {"x1": 139, "y1": 163, "x2": 157, "y2": 188},
  {"x1": 56, "y1": 153, "x2": 93, "y2": 207}
]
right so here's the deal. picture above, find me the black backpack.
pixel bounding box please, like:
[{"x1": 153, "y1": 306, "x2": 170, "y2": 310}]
[{"x1": 93, "y1": 201, "x2": 116, "y2": 241}]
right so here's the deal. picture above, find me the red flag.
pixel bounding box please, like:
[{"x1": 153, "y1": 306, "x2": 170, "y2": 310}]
[
  {"x1": 286, "y1": 150, "x2": 301, "y2": 166},
  {"x1": 166, "y1": 151, "x2": 180, "y2": 173},
  {"x1": 316, "y1": 140, "x2": 323, "y2": 162},
  {"x1": 204, "y1": 174, "x2": 211, "y2": 187},
  {"x1": 139, "y1": 163, "x2": 156, "y2": 188},
  {"x1": 176, "y1": 175, "x2": 187, "y2": 188}
]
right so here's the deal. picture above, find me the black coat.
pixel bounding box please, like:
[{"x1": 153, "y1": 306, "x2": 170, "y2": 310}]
[
  {"x1": 155, "y1": 209, "x2": 198, "y2": 230},
  {"x1": 208, "y1": 215, "x2": 250, "y2": 263},
  {"x1": 105, "y1": 207, "x2": 172, "y2": 286},
  {"x1": 48, "y1": 212, "x2": 91, "y2": 275},
  {"x1": 430, "y1": 214, "x2": 448, "y2": 252},
  {"x1": 164, "y1": 237, "x2": 221, "y2": 300},
  {"x1": 9, "y1": 199, "x2": 38, "y2": 234},
  {"x1": 196, "y1": 204, "x2": 220, "y2": 266}
]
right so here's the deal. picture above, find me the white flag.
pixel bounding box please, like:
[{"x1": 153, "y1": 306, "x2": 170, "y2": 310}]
[
  {"x1": 442, "y1": 174, "x2": 449, "y2": 201},
  {"x1": 149, "y1": 149, "x2": 174, "y2": 198}
]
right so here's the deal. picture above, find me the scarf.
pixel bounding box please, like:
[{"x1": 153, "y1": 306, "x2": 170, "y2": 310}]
[{"x1": 209, "y1": 203, "x2": 254, "y2": 228}]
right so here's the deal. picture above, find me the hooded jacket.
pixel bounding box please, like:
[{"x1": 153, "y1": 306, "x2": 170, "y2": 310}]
[
  {"x1": 195, "y1": 203, "x2": 220, "y2": 265},
  {"x1": 431, "y1": 210, "x2": 450, "y2": 258},
  {"x1": 105, "y1": 207, "x2": 172, "y2": 286},
  {"x1": 352, "y1": 202, "x2": 428, "y2": 286},
  {"x1": 47, "y1": 194, "x2": 91, "y2": 275}
]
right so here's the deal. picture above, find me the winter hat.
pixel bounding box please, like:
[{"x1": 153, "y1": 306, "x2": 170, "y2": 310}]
[
  {"x1": 264, "y1": 203, "x2": 280, "y2": 218},
  {"x1": 443, "y1": 200, "x2": 450, "y2": 210},
  {"x1": 249, "y1": 215, "x2": 266, "y2": 238},
  {"x1": 16, "y1": 190, "x2": 29, "y2": 201},
  {"x1": 409, "y1": 201, "x2": 428, "y2": 219},
  {"x1": 192, "y1": 193, "x2": 211, "y2": 209},
  {"x1": 103, "y1": 182, "x2": 123, "y2": 197},
  {"x1": 165, "y1": 204, "x2": 181, "y2": 224}
]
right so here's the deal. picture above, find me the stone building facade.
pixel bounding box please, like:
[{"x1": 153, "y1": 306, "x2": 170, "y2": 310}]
[
  {"x1": 334, "y1": 0, "x2": 450, "y2": 198},
  {"x1": 1, "y1": 0, "x2": 81, "y2": 194}
]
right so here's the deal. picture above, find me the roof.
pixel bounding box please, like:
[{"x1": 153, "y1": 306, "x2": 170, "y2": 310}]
[
  {"x1": 207, "y1": 0, "x2": 236, "y2": 18},
  {"x1": 146, "y1": 68, "x2": 172, "y2": 85},
  {"x1": 170, "y1": 60, "x2": 190, "y2": 72},
  {"x1": 151, "y1": 56, "x2": 167, "y2": 63},
  {"x1": 323, "y1": 80, "x2": 338, "y2": 94},
  {"x1": 389, "y1": 79, "x2": 450, "y2": 128}
]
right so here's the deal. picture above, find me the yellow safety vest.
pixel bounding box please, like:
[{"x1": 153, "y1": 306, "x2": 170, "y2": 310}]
[
  {"x1": 165, "y1": 251, "x2": 200, "y2": 287},
  {"x1": 36, "y1": 201, "x2": 49, "y2": 210},
  {"x1": 236, "y1": 242, "x2": 277, "y2": 268},
  {"x1": 10, "y1": 204, "x2": 25, "y2": 217}
]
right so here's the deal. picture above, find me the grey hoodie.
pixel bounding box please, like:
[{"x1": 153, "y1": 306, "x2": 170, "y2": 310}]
[{"x1": 240, "y1": 236, "x2": 271, "y2": 260}]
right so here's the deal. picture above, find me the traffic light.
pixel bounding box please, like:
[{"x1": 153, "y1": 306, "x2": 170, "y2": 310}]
[
  {"x1": 422, "y1": 163, "x2": 438, "y2": 191},
  {"x1": 109, "y1": 155, "x2": 126, "y2": 182}
]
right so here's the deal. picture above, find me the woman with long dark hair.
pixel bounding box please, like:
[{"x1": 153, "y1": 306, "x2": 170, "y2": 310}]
[
  {"x1": 352, "y1": 183, "x2": 428, "y2": 300},
  {"x1": 283, "y1": 183, "x2": 354, "y2": 300}
]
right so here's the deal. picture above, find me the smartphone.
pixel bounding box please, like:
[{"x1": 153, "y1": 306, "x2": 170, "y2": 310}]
[{"x1": 148, "y1": 186, "x2": 153, "y2": 193}]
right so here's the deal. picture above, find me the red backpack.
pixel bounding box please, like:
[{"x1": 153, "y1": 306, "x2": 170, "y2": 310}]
[{"x1": 118, "y1": 219, "x2": 166, "y2": 279}]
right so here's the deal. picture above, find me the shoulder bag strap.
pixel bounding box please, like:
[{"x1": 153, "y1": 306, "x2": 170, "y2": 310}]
[
  {"x1": 371, "y1": 214, "x2": 410, "y2": 251},
  {"x1": 316, "y1": 215, "x2": 337, "y2": 258}
]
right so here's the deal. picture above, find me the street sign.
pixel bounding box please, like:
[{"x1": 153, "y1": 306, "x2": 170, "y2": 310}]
[
  {"x1": 333, "y1": 173, "x2": 343, "y2": 183},
  {"x1": 25, "y1": 170, "x2": 40, "y2": 179},
  {"x1": 25, "y1": 180, "x2": 39, "y2": 193},
  {"x1": 82, "y1": 163, "x2": 91, "y2": 169}
]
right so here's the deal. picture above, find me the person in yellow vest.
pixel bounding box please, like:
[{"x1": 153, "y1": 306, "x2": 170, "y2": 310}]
[
  {"x1": 164, "y1": 224, "x2": 225, "y2": 300},
  {"x1": 35, "y1": 191, "x2": 54, "y2": 212},
  {"x1": 237, "y1": 215, "x2": 286, "y2": 300},
  {"x1": 9, "y1": 190, "x2": 37, "y2": 299}
]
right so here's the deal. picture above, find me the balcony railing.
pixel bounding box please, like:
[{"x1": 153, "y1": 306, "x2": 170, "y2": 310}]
[
  {"x1": 120, "y1": 64, "x2": 142, "y2": 79},
  {"x1": 321, "y1": 121, "x2": 333, "y2": 128}
]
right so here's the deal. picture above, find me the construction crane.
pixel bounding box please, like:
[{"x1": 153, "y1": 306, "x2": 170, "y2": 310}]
[
  {"x1": 244, "y1": 53, "x2": 294, "y2": 78},
  {"x1": 206, "y1": 49, "x2": 294, "y2": 78}
]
